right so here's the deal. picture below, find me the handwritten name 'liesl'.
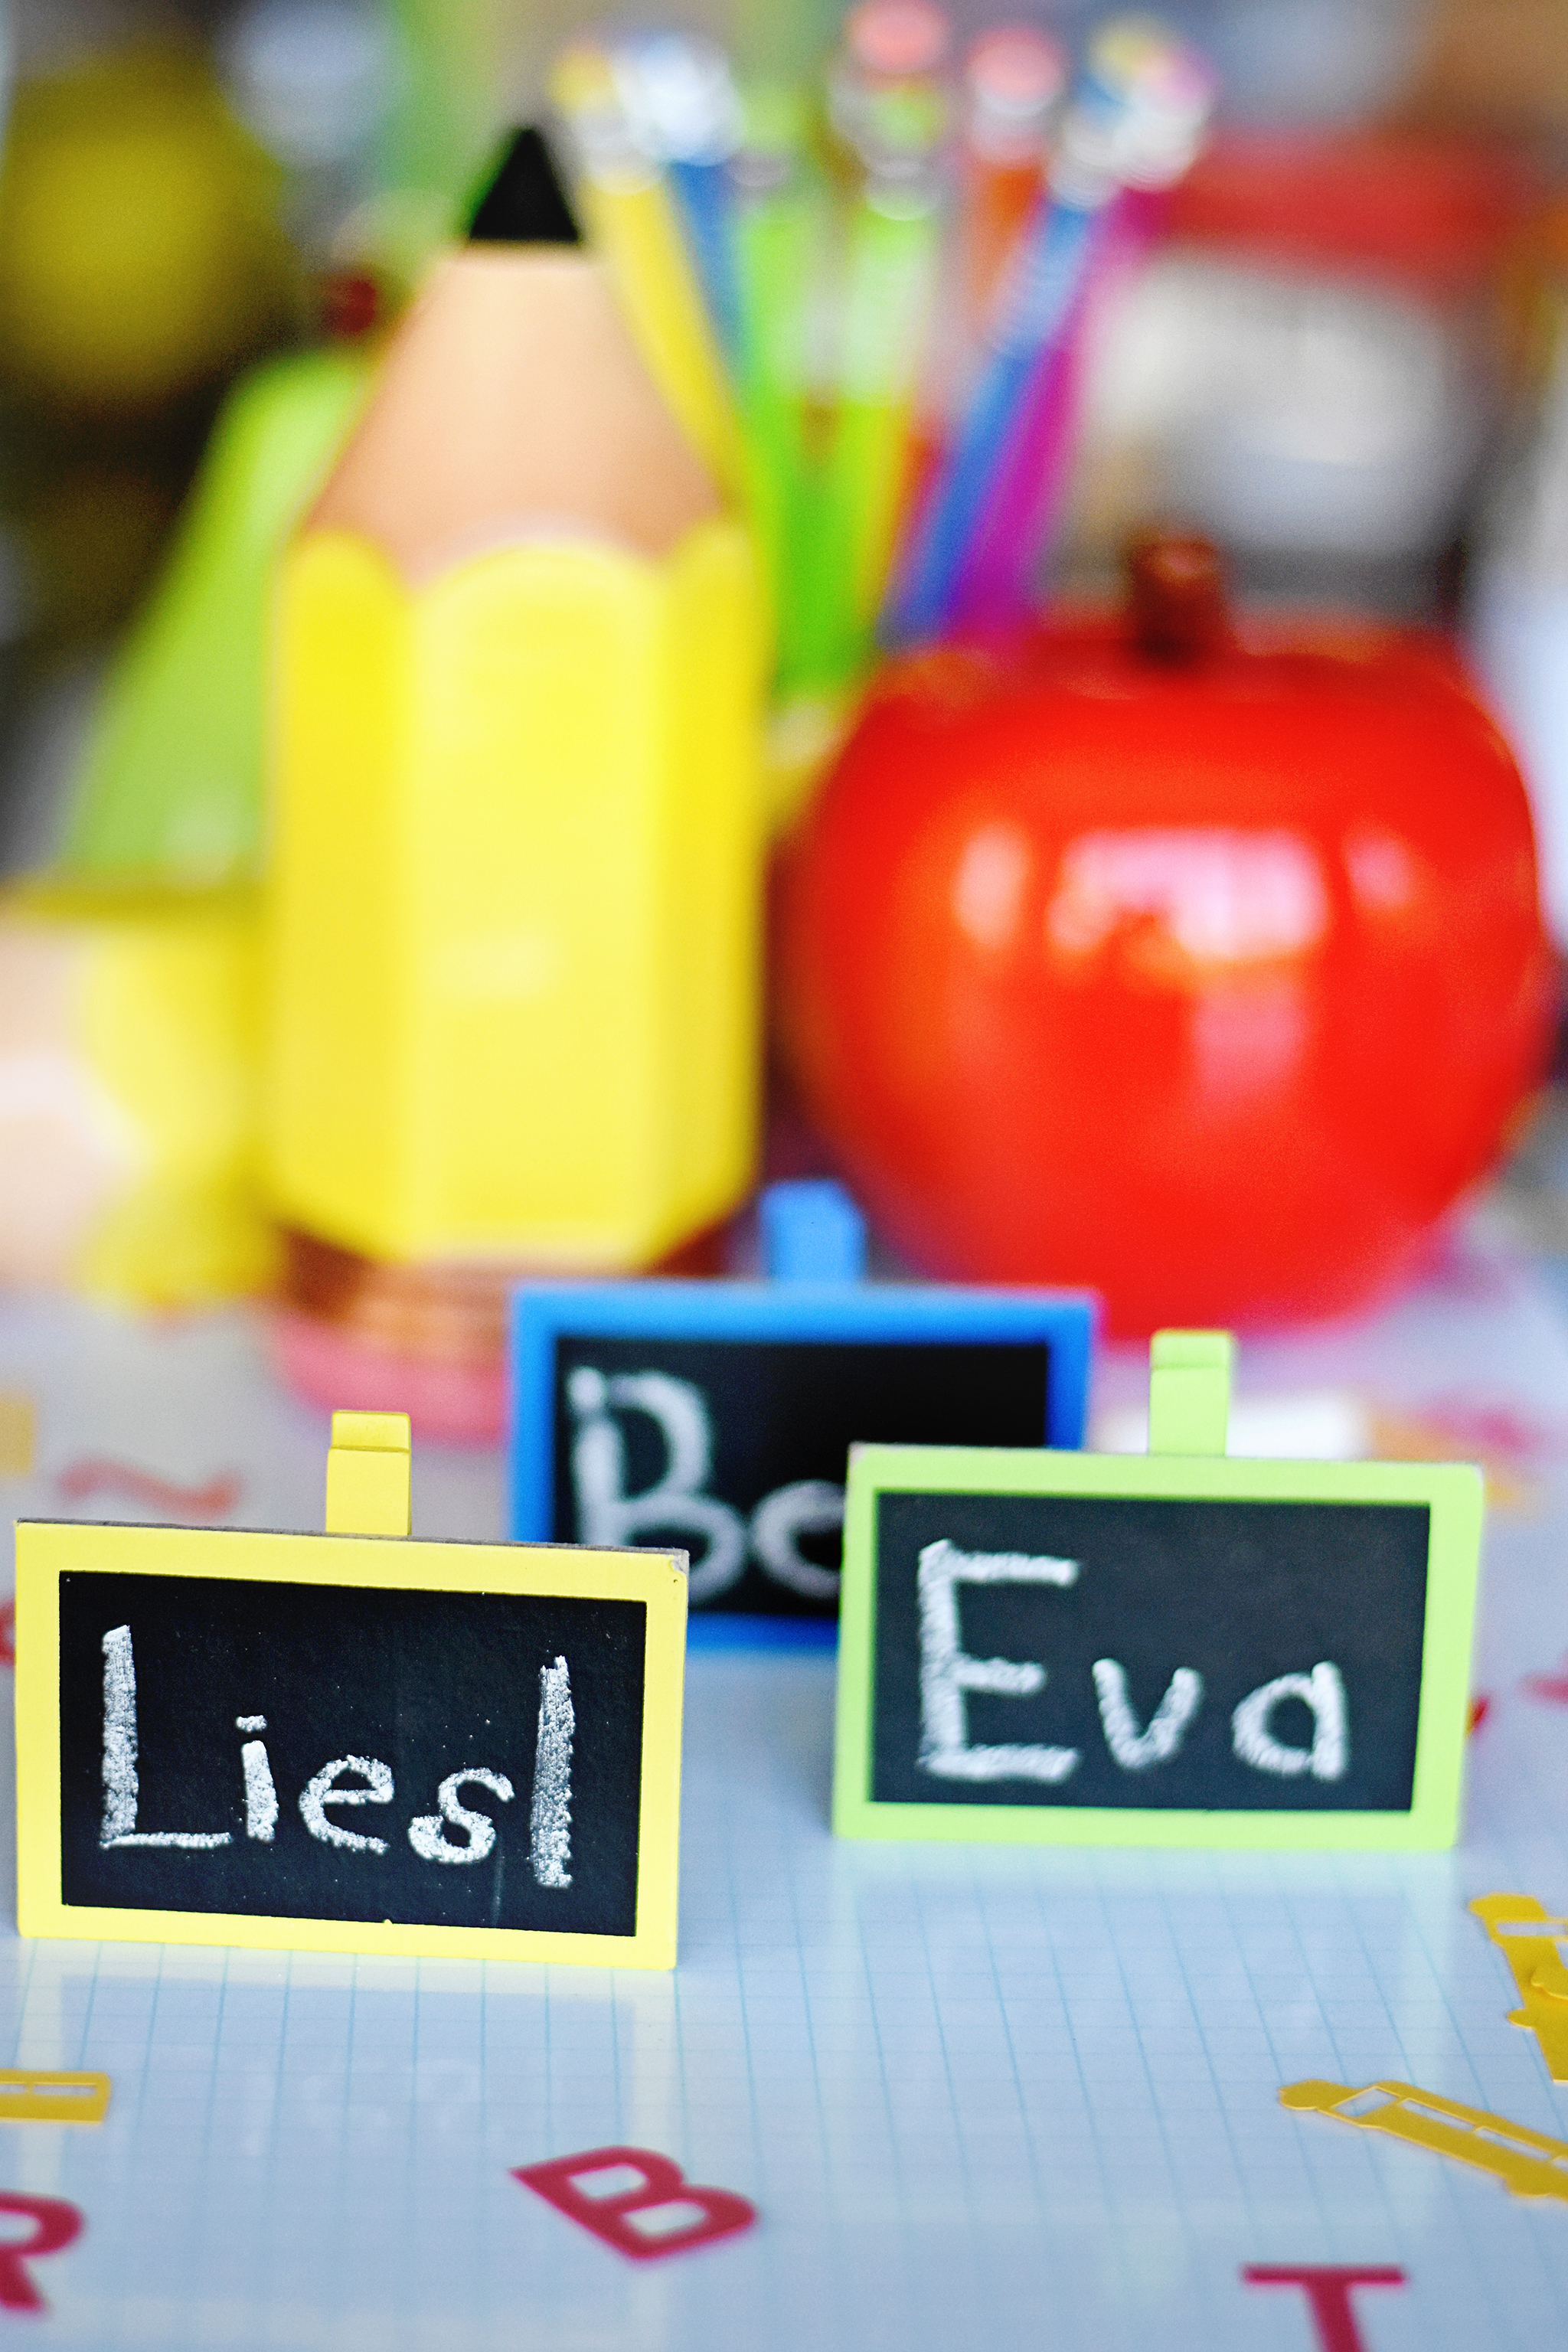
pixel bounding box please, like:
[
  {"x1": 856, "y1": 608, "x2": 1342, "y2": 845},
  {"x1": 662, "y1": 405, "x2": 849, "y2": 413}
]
[{"x1": 97, "y1": 1625, "x2": 576, "y2": 1884}]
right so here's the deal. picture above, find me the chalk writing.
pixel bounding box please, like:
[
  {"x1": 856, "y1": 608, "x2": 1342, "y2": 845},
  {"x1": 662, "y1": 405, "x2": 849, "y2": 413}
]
[
  {"x1": 911, "y1": 1546, "x2": 1351, "y2": 1788},
  {"x1": 97, "y1": 1622, "x2": 574, "y2": 1879},
  {"x1": 569, "y1": 1367, "x2": 842, "y2": 1604}
]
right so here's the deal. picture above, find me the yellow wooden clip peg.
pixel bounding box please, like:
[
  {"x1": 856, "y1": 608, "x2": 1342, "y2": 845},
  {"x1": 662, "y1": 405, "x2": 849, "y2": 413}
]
[
  {"x1": 0, "y1": 2069, "x2": 110, "y2": 2124},
  {"x1": 1148, "y1": 1330, "x2": 1233, "y2": 1456},
  {"x1": 324, "y1": 1410, "x2": 410, "y2": 1537}
]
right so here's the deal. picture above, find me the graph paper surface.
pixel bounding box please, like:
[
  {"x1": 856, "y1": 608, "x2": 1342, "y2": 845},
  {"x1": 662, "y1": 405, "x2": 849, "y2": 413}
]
[{"x1": 4, "y1": 1234, "x2": 1568, "y2": 2347}]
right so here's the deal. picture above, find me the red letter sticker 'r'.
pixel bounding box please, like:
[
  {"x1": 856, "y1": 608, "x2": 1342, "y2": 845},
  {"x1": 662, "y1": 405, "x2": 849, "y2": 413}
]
[
  {"x1": 0, "y1": 2194, "x2": 84, "y2": 2312},
  {"x1": 514, "y1": 2146, "x2": 756, "y2": 2262}
]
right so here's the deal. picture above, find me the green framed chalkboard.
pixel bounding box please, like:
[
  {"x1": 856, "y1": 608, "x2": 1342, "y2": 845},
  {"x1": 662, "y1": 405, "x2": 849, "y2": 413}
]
[{"x1": 833, "y1": 1438, "x2": 1484, "y2": 1851}]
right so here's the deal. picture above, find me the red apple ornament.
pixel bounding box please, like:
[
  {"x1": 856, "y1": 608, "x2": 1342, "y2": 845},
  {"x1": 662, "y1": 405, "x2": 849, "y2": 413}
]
[{"x1": 773, "y1": 535, "x2": 1553, "y2": 1333}]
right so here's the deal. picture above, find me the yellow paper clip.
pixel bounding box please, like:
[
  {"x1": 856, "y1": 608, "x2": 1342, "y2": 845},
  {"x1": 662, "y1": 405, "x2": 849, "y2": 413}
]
[
  {"x1": 1282, "y1": 2076, "x2": 1568, "y2": 2205},
  {"x1": 1469, "y1": 1893, "x2": 1568, "y2": 2081},
  {"x1": 0, "y1": 2069, "x2": 110, "y2": 2124}
]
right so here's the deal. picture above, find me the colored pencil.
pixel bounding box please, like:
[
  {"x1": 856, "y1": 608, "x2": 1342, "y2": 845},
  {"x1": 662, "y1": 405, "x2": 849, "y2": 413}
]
[
  {"x1": 889, "y1": 18, "x2": 1213, "y2": 645},
  {"x1": 732, "y1": 80, "x2": 824, "y2": 688},
  {"x1": 610, "y1": 33, "x2": 745, "y2": 365},
  {"x1": 792, "y1": 0, "x2": 952, "y2": 692},
  {"x1": 550, "y1": 42, "x2": 745, "y2": 499},
  {"x1": 957, "y1": 27, "x2": 1065, "y2": 341}
]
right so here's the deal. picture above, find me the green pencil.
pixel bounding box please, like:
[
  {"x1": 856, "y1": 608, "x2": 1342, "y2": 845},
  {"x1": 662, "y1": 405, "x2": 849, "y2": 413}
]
[
  {"x1": 790, "y1": 20, "x2": 949, "y2": 694},
  {"x1": 832, "y1": 182, "x2": 942, "y2": 639},
  {"x1": 732, "y1": 81, "x2": 825, "y2": 695}
]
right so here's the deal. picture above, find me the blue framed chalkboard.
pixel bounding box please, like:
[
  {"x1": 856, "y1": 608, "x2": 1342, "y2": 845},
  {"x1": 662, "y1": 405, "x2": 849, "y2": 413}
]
[{"x1": 508, "y1": 1282, "x2": 1096, "y2": 1626}]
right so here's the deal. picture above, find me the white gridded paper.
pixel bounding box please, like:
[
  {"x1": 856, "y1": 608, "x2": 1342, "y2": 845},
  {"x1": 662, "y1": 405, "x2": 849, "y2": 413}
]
[{"x1": 2, "y1": 1242, "x2": 1568, "y2": 2346}]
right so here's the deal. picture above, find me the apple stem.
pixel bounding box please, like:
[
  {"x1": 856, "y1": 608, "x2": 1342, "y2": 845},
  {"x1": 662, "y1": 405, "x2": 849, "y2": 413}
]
[{"x1": 1126, "y1": 532, "x2": 1231, "y2": 664}]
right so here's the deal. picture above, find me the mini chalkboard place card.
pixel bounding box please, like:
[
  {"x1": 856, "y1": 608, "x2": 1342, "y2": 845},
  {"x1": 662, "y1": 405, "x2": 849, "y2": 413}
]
[
  {"x1": 833, "y1": 1334, "x2": 1484, "y2": 1850},
  {"x1": 509, "y1": 1251, "x2": 1095, "y2": 1622},
  {"x1": 16, "y1": 1414, "x2": 687, "y2": 1966}
]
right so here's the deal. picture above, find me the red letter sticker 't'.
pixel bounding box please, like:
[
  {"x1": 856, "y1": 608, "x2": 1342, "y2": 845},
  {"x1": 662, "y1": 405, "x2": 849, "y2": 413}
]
[{"x1": 1244, "y1": 2264, "x2": 1406, "y2": 2352}]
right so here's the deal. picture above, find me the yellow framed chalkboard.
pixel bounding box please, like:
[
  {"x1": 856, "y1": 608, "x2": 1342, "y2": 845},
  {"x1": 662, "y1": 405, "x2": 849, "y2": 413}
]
[{"x1": 17, "y1": 1511, "x2": 687, "y2": 1969}]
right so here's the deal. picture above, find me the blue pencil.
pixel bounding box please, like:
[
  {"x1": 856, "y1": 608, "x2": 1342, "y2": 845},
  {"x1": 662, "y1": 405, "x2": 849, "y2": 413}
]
[
  {"x1": 890, "y1": 191, "x2": 1097, "y2": 642},
  {"x1": 667, "y1": 155, "x2": 742, "y2": 364},
  {"x1": 888, "y1": 17, "x2": 1214, "y2": 646},
  {"x1": 611, "y1": 34, "x2": 744, "y2": 367}
]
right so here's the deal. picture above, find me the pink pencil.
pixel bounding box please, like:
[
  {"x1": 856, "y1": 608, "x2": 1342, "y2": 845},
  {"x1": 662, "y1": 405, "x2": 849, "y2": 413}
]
[
  {"x1": 947, "y1": 190, "x2": 1164, "y2": 629},
  {"x1": 944, "y1": 256, "x2": 1093, "y2": 627}
]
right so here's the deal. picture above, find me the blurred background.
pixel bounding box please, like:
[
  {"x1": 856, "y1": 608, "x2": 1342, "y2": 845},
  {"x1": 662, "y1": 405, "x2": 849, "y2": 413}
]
[
  {"x1": 2, "y1": 0, "x2": 1566, "y2": 869},
  {"x1": 3, "y1": 0, "x2": 1568, "y2": 1411}
]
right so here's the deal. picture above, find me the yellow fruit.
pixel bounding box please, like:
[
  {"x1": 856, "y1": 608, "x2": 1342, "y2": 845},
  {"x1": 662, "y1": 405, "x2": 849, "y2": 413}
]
[{"x1": 0, "y1": 49, "x2": 297, "y2": 413}]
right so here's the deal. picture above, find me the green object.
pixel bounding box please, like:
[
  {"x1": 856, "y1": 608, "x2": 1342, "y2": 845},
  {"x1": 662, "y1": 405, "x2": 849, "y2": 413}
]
[
  {"x1": 732, "y1": 84, "x2": 822, "y2": 696},
  {"x1": 833, "y1": 1409, "x2": 1484, "y2": 1852},
  {"x1": 61, "y1": 342, "x2": 371, "y2": 880},
  {"x1": 790, "y1": 190, "x2": 941, "y2": 692},
  {"x1": 380, "y1": 0, "x2": 498, "y2": 214},
  {"x1": 778, "y1": 32, "x2": 949, "y2": 694},
  {"x1": 1148, "y1": 1328, "x2": 1234, "y2": 1455}
]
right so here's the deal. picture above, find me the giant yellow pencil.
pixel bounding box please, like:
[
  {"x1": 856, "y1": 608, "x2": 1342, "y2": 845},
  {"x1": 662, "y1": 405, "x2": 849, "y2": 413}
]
[{"x1": 265, "y1": 129, "x2": 764, "y2": 1275}]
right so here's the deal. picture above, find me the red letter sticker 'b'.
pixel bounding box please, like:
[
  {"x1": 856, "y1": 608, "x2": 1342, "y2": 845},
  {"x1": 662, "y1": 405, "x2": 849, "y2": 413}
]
[
  {"x1": 514, "y1": 2146, "x2": 756, "y2": 2262},
  {"x1": 0, "y1": 2194, "x2": 84, "y2": 2312}
]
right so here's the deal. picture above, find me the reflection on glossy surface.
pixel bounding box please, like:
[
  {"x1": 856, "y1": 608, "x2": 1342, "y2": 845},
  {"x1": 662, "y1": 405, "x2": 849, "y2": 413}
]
[
  {"x1": 774, "y1": 580, "x2": 1553, "y2": 1332},
  {"x1": 1045, "y1": 828, "x2": 1328, "y2": 967}
]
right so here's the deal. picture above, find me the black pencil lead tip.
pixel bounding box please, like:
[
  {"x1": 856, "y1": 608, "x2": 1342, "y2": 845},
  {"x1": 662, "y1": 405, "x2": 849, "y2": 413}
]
[{"x1": 468, "y1": 126, "x2": 581, "y2": 247}]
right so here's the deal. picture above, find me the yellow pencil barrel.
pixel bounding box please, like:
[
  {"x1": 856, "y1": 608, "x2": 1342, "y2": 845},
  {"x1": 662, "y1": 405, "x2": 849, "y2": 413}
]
[{"x1": 266, "y1": 521, "x2": 763, "y2": 1269}]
